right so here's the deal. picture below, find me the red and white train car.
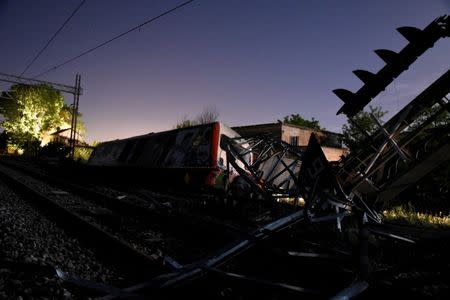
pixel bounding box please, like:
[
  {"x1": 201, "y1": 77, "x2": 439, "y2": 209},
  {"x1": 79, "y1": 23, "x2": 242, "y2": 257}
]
[{"x1": 88, "y1": 122, "x2": 247, "y2": 190}]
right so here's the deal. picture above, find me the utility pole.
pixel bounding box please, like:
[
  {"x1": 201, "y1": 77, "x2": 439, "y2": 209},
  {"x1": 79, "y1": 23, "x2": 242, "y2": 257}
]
[
  {"x1": 69, "y1": 74, "x2": 81, "y2": 159},
  {"x1": 0, "y1": 72, "x2": 83, "y2": 159}
]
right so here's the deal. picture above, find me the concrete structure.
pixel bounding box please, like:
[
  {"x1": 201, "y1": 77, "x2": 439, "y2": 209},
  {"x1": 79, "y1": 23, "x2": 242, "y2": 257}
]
[{"x1": 232, "y1": 122, "x2": 348, "y2": 162}]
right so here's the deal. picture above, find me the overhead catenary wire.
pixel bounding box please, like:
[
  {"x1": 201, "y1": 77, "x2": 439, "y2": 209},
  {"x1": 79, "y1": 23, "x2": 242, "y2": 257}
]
[
  {"x1": 20, "y1": 0, "x2": 88, "y2": 77},
  {"x1": 34, "y1": 0, "x2": 196, "y2": 79}
]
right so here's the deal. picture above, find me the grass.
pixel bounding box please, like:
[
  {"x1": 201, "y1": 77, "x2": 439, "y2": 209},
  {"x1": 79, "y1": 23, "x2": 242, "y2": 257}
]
[{"x1": 383, "y1": 204, "x2": 450, "y2": 229}]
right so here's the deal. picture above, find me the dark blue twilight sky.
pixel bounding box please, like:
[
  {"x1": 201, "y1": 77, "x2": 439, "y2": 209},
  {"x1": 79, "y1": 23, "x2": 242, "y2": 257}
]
[{"x1": 0, "y1": 0, "x2": 449, "y2": 143}]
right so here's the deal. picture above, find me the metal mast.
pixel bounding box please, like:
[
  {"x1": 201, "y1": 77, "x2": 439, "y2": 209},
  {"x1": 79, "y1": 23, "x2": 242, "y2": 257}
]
[{"x1": 69, "y1": 74, "x2": 82, "y2": 159}]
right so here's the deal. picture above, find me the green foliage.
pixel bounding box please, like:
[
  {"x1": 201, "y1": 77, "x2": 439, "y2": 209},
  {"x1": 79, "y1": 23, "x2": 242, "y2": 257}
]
[
  {"x1": 341, "y1": 105, "x2": 387, "y2": 150},
  {"x1": 281, "y1": 114, "x2": 321, "y2": 130},
  {"x1": 175, "y1": 117, "x2": 196, "y2": 129},
  {"x1": 0, "y1": 84, "x2": 65, "y2": 148},
  {"x1": 0, "y1": 84, "x2": 87, "y2": 151},
  {"x1": 195, "y1": 105, "x2": 219, "y2": 125},
  {"x1": 73, "y1": 146, "x2": 94, "y2": 163},
  {"x1": 383, "y1": 204, "x2": 450, "y2": 228},
  {"x1": 408, "y1": 103, "x2": 450, "y2": 131},
  {"x1": 60, "y1": 105, "x2": 86, "y2": 136},
  {"x1": 90, "y1": 140, "x2": 100, "y2": 147}
]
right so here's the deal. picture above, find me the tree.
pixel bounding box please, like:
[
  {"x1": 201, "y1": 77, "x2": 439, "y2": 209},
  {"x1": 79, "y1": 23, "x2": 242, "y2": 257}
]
[
  {"x1": 0, "y1": 84, "x2": 84, "y2": 151},
  {"x1": 175, "y1": 115, "x2": 196, "y2": 129},
  {"x1": 196, "y1": 105, "x2": 219, "y2": 124},
  {"x1": 341, "y1": 105, "x2": 387, "y2": 151},
  {"x1": 408, "y1": 103, "x2": 450, "y2": 131},
  {"x1": 175, "y1": 105, "x2": 220, "y2": 129},
  {"x1": 340, "y1": 104, "x2": 450, "y2": 210},
  {"x1": 59, "y1": 104, "x2": 87, "y2": 136},
  {"x1": 281, "y1": 114, "x2": 322, "y2": 130}
]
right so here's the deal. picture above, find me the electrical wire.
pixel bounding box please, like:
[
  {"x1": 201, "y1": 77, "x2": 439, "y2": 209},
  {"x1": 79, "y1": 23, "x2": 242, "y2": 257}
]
[
  {"x1": 33, "y1": 0, "x2": 196, "y2": 79},
  {"x1": 20, "y1": 0, "x2": 88, "y2": 77}
]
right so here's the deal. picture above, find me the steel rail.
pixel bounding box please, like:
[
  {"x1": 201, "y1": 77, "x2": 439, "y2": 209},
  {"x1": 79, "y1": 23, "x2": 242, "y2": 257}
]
[
  {"x1": 0, "y1": 159, "x2": 243, "y2": 239},
  {"x1": 0, "y1": 165, "x2": 167, "y2": 279}
]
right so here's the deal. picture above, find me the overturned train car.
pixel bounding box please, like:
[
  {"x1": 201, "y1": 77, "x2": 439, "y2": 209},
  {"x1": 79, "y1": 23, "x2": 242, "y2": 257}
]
[{"x1": 88, "y1": 122, "x2": 247, "y2": 190}]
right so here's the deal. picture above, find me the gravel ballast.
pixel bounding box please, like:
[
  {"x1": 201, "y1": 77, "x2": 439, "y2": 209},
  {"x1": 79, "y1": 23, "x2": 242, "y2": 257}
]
[{"x1": 0, "y1": 178, "x2": 121, "y2": 299}]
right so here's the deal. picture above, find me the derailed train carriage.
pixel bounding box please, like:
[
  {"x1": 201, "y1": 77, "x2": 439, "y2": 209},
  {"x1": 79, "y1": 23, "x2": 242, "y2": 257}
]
[{"x1": 88, "y1": 122, "x2": 250, "y2": 191}]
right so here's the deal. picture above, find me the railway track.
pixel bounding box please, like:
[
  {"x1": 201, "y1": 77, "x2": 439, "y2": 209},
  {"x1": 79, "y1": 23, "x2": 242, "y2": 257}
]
[
  {"x1": 0, "y1": 159, "x2": 245, "y2": 253},
  {"x1": 0, "y1": 163, "x2": 167, "y2": 279},
  {"x1": 0, "y1": 159, "x2": 360, "y2": 298},
  {"x1": 0, "y1": 178, "x2": 123, "y2": 298},
  {"x1": 0, "y1": 157, "x2": 258, "y2": 228},
  {"x1": 2, "y1": 157, "x2": 449, "y2": 298},
  {"x1": 0, "y1": 159, "x2": 253, "y2": 297},
  {"x1": 0, "y1": 157, "x2": 285, "y2": 253}
]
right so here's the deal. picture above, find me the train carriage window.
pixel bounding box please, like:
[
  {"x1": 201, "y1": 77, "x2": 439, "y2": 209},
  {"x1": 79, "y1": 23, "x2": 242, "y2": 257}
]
[{"x1": 165, "y1": 129, "x2": 194, "y2": 167}]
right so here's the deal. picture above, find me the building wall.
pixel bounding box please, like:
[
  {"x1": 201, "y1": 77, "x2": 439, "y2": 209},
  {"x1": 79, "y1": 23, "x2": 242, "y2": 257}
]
[
  {"x1": 281, "y1": 124, "x2": 325, "y2": 147},
  {"x1": 281, "y1": 124, "x2": 347, "y2": 161},
  {"x1": 322, "y1": 146, "x2": 348, "y2": 162},
  {"x1": 232, "y1": 123, "x2": 348, "y2": 162}
]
